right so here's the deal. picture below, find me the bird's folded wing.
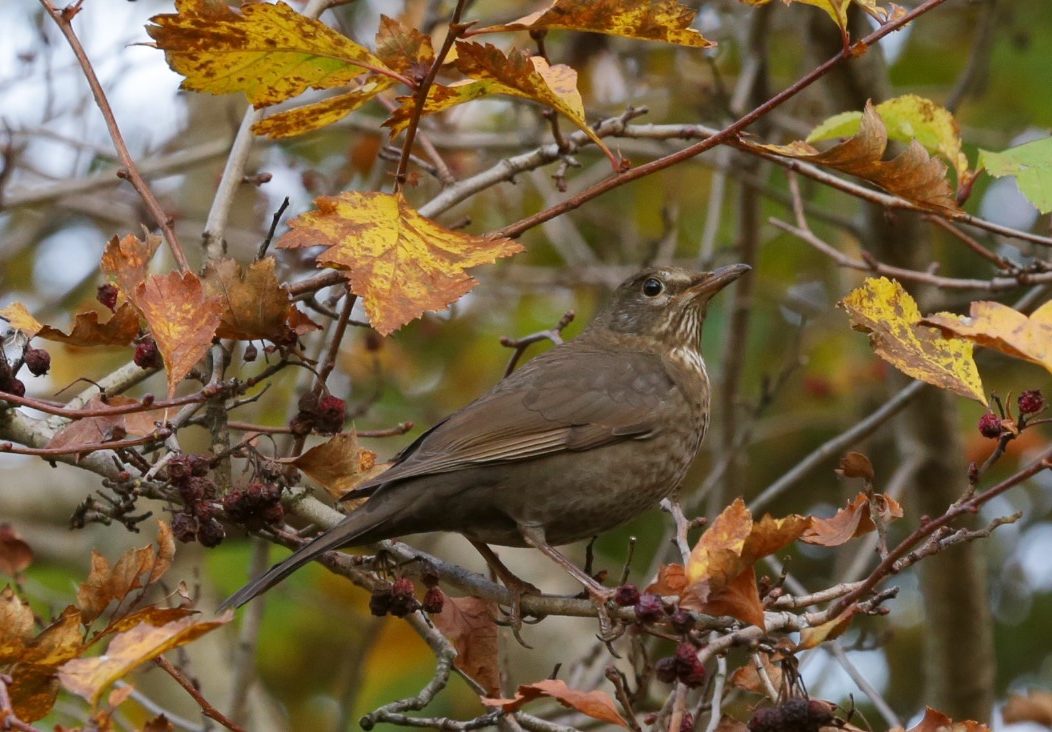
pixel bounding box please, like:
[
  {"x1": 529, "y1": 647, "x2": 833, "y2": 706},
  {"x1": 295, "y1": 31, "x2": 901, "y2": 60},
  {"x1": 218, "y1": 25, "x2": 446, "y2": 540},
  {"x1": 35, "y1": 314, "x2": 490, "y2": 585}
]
[{"x1": 344, "y1": 347, "x2": 677, "y2": 498}]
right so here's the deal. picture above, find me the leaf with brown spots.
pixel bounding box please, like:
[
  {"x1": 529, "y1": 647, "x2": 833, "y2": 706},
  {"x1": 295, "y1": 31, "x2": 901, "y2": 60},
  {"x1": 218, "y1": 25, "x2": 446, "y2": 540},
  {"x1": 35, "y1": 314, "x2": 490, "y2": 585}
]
[
  {"x1": 0, "y1": 586, "x2": 36, "y2": 664},
  {"x1": 278, "y1": 191, "x2": 522, "y2": 335},
  {"x1": 0, "y1": 302, "x2": 141, "y2": 347},
  {"x1": 202, "y1": 257, "x2": 297, "y2": 341},
  {"x1": 745, "y1": 101, "x2": 957, "y2": 212},
  {"x1": 147, "y1": 0, "x2": 393, "y2": 107},
  {"x1": 431, "y1": 597, "x2": 501, "y2": 697},
  {"x1": 477, "y1": 0, "x2": 713, "y2": 48},
  {"x1": 802, "y1": 492, "x2": 903, "y2": 547},
  {"x1": 839, "y1": 277, "x2": 986, "y2": 404},
  {"x1": 100, "y1": 232, "x2": 161, "y2": 299},
  {"x1": 281, "y1": 432, "x2": 380, "y2": 501},
  {"x1": 253, "y1": 80, "x2": 391, "y2": 138},
  {"x1": 58, "y1": 613, "x2": 232, "y2": 705},
  {"x1": 483, "y1": 679, "x2": 629, "y2": 728},
  {"x1": 131, "y1": 271, "x2": 221, "y2": 395},
  {"x1": 0, "y1": 524, "x2": 33, "y2": 576},
  {"x1": 921, "y1": 299, "x2": 1052, "y2": 375},
  {"x1": 375, "y1": 14, "x2": 435, "y2": 73}
]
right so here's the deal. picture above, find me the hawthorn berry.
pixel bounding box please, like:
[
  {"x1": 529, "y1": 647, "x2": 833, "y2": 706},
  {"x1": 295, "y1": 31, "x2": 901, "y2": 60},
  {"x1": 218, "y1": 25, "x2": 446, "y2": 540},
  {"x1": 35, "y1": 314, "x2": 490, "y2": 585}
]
[
  {"x1": 4, "y1": 378, "x2": 25, "y2": 397},
  {"x1": 422, "y1": 587, "x2": 445, "y2": 614},
  {"x1": 634, "y1": 593, "x2": 665, "y2": 624},
  {"x1": 171, "y1": 512, "x2": 198, "y2": 543},
  {"x1": 196, "y1": 518, "x2": 225, "y2": 548},
  {"x1": 316, "y1": 394, "x2": 346, "y2": 433},
  {"x1": 674, "y1": 642, "x2": 706, "y2": 687},
  {"x1": 243, "y1": 343, "x2": 258, "y2": 362},
  {"x1": 669, "y1": 608, "x2": 694, "y2": 634},
  {"x1": 613, "y1": 583, "x2": 641, "y2": 607},
  {"x1": 134, "y1": 338, "x2": 161, "y2": 369},
  {"x1": 1019, "y1": 389, "x2": 1044, "y2": 415},
  {"x1": 978, "y1": 412, "x2": 1001, "y2": 439},
  {"x1": 388, "y1": 576, "x2": 420, "y2": 617},
  {"x1": 23, "y1": 348, "x2": 50, "y2": 376},
  {"x1": 654, "y1": 656, "x2": 678, "y2": 683},
  {"x1": 369, "y1": 586, "x2": 393, "y2": 616},
  {"x1": 679, "y1": 712, "x2": 695, "y2": 732},
  {"x1": 96, "y1": 283, "x2": 119, "y2": 311}
]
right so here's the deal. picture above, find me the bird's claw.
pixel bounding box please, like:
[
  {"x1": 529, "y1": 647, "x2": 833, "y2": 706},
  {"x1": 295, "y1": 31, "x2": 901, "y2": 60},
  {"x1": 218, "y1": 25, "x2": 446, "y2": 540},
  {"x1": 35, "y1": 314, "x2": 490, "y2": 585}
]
[
  {"x1": 496, "y1": 577, "x2": 542, "y2": 649},
  {"x1": 586, "y1": 587, "x2": 625, "y2": 644}
]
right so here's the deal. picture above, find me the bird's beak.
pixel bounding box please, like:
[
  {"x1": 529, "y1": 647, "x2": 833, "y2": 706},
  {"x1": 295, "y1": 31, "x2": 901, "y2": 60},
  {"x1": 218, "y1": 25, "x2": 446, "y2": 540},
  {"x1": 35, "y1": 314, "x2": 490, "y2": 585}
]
[{"x1": 687, "y1": 263, "x2": 751, "y2": 298}]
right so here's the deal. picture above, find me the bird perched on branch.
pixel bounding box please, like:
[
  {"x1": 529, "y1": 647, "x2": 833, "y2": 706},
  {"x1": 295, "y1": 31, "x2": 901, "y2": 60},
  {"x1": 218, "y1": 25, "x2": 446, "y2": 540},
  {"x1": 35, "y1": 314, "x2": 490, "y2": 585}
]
[{"x1": 221, "y1": 264, "x2": 749, "y2": 615}]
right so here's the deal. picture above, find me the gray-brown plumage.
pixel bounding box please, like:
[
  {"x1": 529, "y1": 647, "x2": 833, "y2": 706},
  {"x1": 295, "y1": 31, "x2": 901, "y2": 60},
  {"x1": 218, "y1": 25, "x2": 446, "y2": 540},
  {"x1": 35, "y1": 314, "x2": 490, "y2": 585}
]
[{"x1": 220, "y1": 264, "x2": 748, "y2": 611}]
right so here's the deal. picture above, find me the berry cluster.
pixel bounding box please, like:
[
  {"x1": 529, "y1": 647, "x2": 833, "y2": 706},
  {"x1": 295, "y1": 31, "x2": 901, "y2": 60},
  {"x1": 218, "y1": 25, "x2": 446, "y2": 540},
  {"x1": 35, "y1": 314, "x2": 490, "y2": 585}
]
[
  {"x1": 222, "y1": 481, "x2": 284, "y2": 530},
  {"x1": 615, "y1": 584, "x2": 697, "y2": 632},
  {"x1": 166, "y1": 454, "x2": 225, "y2": 547},
  {"x1": 289, "y1": 392, "x2": 346, "y2": 435},
  {"x1": 654, "y1": 642, "x2": 706, "y2": 688},
  {"x1": 978, "y1": 389, "x2": 1045, "y2": 439},
  {"x1": 369, "y1": 574, "x2": 445, "y2": 617},
  {"x1": 747, "y1": 698, "x2": 834, "y2": 732},
  {"x1": 0, "y1": 344, "x2": 53, "y2": 397}
]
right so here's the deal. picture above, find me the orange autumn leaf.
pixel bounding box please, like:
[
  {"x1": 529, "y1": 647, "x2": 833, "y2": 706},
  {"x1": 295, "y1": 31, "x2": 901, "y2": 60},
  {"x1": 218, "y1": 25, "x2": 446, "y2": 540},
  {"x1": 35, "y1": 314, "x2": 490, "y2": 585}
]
[
  {"x1": 745, "y1": 102, "x2": 957, "y2": 212},
  {"x1": 483, "y1": 679, "x2": 629, "y2": 728},
  {"x1": 374, "y1": 14, "x2": 435, "y2": 73},
  {"x1": 76, "y1": 523, "x2": 175, "y2": 624},
  {"x1": 802, "y1": 492, "x2": 903, "y2": 547},
  {"x1": 796, "y1": 605, "x2": 859, "y2": 650},
  {"x1": 839, "y1": 277, "x2": 986, "y2": 404},
  {"x1": 729, "y1": 654, "x2": 784, "y2": 695},
  {"x1": 921, "y1": 300, "x2": 1052, "y2": 374},
  {"x1": 100, "y1": 232, "x2": 161, "y2": 299},
  {"x1": 58, "y1": 613, "x2": 231, "y2": 705},
  {"x1": 132, "y1": 271, "x2": 222, "y2": 395},
  {"x1": 278, "y1": 191, "x2": 522, "y2": 335},
  {"x1": 905, "y1": 707, "x2": 990, "y2": 732},
  {"x1": 646, "y1": 562, "x2": 688, "y2": 595},
  {"x1": 0, "y1": 302, "x2": 141, "y2": 348},
  {"x1": 202, "y1": 257, "x2": 298, "y2": 341},
  {"x1": 476, "y1": 0, "x2": 714, "y2": 48},
  {"x1": 282, "y1": 432, "x2": 380, "y2": 501},
  {"x1": 147, "y1": 0, "x2": 392, "y2": 107},
  {"x1": 431, "y1": 596, "x2": 501, "y2": 697},
  {"x1": 0, "y1": 524, "x2": 33, "y2": 576}
]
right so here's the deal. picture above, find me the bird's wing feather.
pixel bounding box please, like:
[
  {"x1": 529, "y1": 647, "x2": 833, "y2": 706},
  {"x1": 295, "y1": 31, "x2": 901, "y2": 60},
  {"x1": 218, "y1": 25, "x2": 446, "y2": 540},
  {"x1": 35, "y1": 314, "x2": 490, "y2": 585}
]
[{"x1": 344, "y1": 346, "x2": 677, "y2": 498}]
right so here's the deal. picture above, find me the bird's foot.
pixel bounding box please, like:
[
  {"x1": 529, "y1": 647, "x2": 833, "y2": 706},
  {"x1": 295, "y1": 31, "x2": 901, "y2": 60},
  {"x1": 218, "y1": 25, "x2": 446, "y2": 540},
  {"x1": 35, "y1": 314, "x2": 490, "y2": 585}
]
[
  {"x1": 583, "y1": 585, "x2": 624, "y2": 644},
  {"x1": 494, "y1": 575, "x2": 543, "y2": 649}
]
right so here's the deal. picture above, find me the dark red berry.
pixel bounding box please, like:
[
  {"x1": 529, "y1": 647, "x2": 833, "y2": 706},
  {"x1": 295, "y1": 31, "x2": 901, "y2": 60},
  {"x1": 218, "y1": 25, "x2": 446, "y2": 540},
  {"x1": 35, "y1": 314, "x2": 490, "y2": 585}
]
[
  {"x1": 23, "y1": 348, "x2": 50, "y2": 376},
  {"x1": 316, "y1": 395, "x2": 346, "y2": 433},
  {"x1": 261, "y1": 502, "x2": 285, "y2": 525},
  {"x1": 97, "y1": 283, "x2": 119, "y2": 311},
  {"x1": 633, "y1": 593, "x2": 665, "y2": 624},
  {"x1": 978, "y1": 412, "x2": 1002, "y2": 439},
  {"x1": 679, "y1": 712, "x2": 695, "y2": 732},
  {"x1": 167, "y1": 455, "x2": 192, "y2": 482},
  {"x1": 1019, "y1": 389, "x2": 1044, "y2": 415},
  {"x1": 189, "y1": 455, "x2": 210, "y2": 477},
  {"x1": 806, "y1": 700, "x2": 834, "y2": 726},
  {"x1": 3, "y1": 378, "x2": 25, "y2": 398},
  {"x1": 288, "y1": 414, "x2": 313, "y2": 436},
  {"x1": 779, "y1": 698, "x2": 810, "y2": 728},
  {"x1": 369, "y1": 587, "x2": 393, "y2": 616},
  {"x1": 196, "y1": 518, "x2": 225, "y2": 547},
  {"x1": 134, "y1": 339, "x2": 161, "y2": 369},
  {"x1": 613, "y1": 583, "x2": 641, "y2": 607},
  {"x1": 391, "y1": 576, "x2": 415, "y2": 598},
  {"x1": 171, "y1": 512, "x2": 198, "y2": 543},
  {"x1": 669, "y1": 608, "x2": 694, "y2": 634},
  {"x1": 243, "y1": 343, "x2": 258, "y2": 362},
  {"x1": 422, "y1": 587, "x2": 445, "y2": 614},
  {"x1": 388, "y1": 576, "x2": 420, "y2": 617},
  {"x1": 747, "y1": 707, "x2": 780, "y2": 732},
  {"x1": 654, "y1": 656, "x2": 678, "y2": 684},
  {"x1": 222, "y1": 490, "x2": 249, "y2": 520}
]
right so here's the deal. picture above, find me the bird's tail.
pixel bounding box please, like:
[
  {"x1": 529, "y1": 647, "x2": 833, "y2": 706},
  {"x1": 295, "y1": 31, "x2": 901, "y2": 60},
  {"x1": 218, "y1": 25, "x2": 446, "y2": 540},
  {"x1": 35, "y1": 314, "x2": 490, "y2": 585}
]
[{"x1": 218, "y1": 506, "x2": 391, "y2": 611}]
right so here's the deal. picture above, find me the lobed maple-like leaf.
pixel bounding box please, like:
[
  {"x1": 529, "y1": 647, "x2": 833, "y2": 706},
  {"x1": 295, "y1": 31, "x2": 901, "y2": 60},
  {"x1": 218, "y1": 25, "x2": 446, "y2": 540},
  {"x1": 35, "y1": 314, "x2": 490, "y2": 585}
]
[
  {"x1": 431, "y1": 597, "x2": 501, "y2": 697},
  {"x1": 0, "y1": 301, "x2": 140, "y2": 348},
  {"x1": 802, "y1": 492, "x2": 903, "y2": 547},
  {"x1": 58, "y1": 613, "x2": 231, "y2": 705},
  {"x1": 748, "y1": 101, "x2": 958, "y2": 212},
  {"x1": 483, "y1": 679, "x2": 629, "y2": 728},
  {"x1": 101, "y1": 232, "x2": 161, "y2": 299},
  {"x1": 476, "y1": 0, "x2": 714, "y2": 48},
  {"x1": 278, "y1": 191, "x2": 523, "y2": 335},
  {"x1": 374, "y1": 14, "x2": 435, "y2": 73},
  {"x1": 132, "y1": 271, "x2": 222, "y2": 395},
  {"x1": 147, "y1": 0, "x2": 392, "y2": 107},
  {"x1": 202, "y1": 257, "x2": 298, "y2": 341},
  {"x1": 838, "y1": 277, "x2": 986, "y2": 404},
  {"x1": 76, "y1": 523, "x2": 174, "y2": 624}
]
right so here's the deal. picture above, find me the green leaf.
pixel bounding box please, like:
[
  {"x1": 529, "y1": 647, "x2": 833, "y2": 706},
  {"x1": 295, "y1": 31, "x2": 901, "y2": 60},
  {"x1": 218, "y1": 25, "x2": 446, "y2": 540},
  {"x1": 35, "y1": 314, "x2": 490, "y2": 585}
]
[{"x1": 978, "y1": 137, "x2": 1052, "y2": 213}]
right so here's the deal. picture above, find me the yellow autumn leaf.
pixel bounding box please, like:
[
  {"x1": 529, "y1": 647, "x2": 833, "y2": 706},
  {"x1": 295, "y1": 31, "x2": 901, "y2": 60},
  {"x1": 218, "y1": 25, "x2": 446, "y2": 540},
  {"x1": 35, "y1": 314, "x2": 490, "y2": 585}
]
[
  {"x1": 277, "y1": 191, "x2": 523, "y2": 335},
  {"x1": 147, "y1": 0, "x2": 395, "y2": 107},
  {"x1": 475, "y1": 0, "x2": 713, "y2": 48},
  {"x1": 745, "y1": 101, "x2": 958, "y2": 212},
  {"x1": 386, "y1": 42, "x2": 617, "y2": 167},
  {"x1": 921, "y1": 300, "x2": 1052, "y2": 374},
  {"x1": 0, "y1": 302, "x2": 141, "y2": 348},
  {"x1": 839, "y1": 277, "x2": 986, "y2": 404},
  {"x1": 740, "y1": 0, "x2": 903, "y2": 30}
]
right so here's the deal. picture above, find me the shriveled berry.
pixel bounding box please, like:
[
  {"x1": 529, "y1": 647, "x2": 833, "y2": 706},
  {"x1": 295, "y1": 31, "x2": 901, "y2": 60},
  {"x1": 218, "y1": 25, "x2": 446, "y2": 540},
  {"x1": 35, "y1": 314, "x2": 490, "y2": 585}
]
[
  {"x1": 1019, "y1": 389, "x2": 1044, "y2": 415},
  {"x1": 316, "y1": 395, "x2": 346, "y2": 433},
  {"x1": 222, "y1": 490, "x2": 250, "y2": 520},
  {"x1": 134, "y1": 339, "x2": 161, "y2": 369},
  {"x1": 806, "y1": 700, "x2": 834, "y2": 726},
  {"x1": 288, "y1": 414, "x2": 313, "y2": 436},
  {"x1": 669, "y1": 608, "x2": 694, "y2": 634},
  {"x1": 171, "y1": 512, "x2": 198, "y2": 543},
  {"x1": 196, "y1": 518, "x2": 225, "y2": 547},
  {"x1": 654, "y1": 656, "x2": 678, "y2": 684},
  {"x1": 779, "y1": 698, "x2": 810, "y2": 728},
  {"x1": 167, "y1": 455, "x2": 192, "y2": 482},
  {"x1": 261, "y1": 502, "x2": 285, "y2": 525},
  {"x1": 633, "y1": 593, "x2": 665, "y2": 624},
  {"x1": 2, "y1": 378, "x2": 25, "y2": 398},
  {"x1": 978, "y1": 412, "x2": 1001, "y2": 439},
  {"x1": 747, "y1": 707, "x2": 780, "y2": 732},
  {"x1": 391, "y1": 576, "x2": 415, "y2": 599},
  {"x1": 613, "y1": 583, "x2": 641, "y2": 607},
  {"x1": 24, "y1": 348, "x2": 50, "y2": 376},
  {"x1": 673, "y1": 643, "x2": 704, "y2": 686},
  {"x1": 422, "y1": 587, "x2": 445, "y2": 614},
  {"x1": 679, "y1": 712, "x2": 695, "y2": 732},
  {"x1": 189, "y1": 455, "x2": 210, "y2": 477},
  {"x1": 369, "y1": 587, "x2": 393, "y2": 616},
  {"x1": 97, "y1": 283, "x2": 119, "y2": 311},
  {"x1": 243, "y1": 343, "x2": 258, "y2": 362}
]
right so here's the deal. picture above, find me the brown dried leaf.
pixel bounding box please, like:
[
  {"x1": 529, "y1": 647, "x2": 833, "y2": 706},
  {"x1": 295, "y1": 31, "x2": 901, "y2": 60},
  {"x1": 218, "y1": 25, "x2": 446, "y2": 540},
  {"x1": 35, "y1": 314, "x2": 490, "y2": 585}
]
[
  {"x1": 375, "y1": 15, "x2": 435, "y2": 73},
  {"x1": 729, "y1": 654, "x2": 783, "y2": 695},
  {"x1": 802, "y1": 492, "x2": 902, "y2": 547},
  {"x1": 0, "y1": 523, "x2": 33, "y2": 575},
  {"x1": 906, "y1": 707, "x2": 990, "y2": 732},
  {"x1": 278, "y1": 191, "x2": 522, "y2": 334},
  {"x1": 102, "y1": 606, "x2": 197, "y2": 637},
  {"x1": 646, "y1": 563, "x2": 687, "y2": 596},
  {"x1": 283, "y1": 432, "x2": 379, "y2": 500},
  {"x1": 683, "y1": 564, "x2": 765, "y2": 628},
  {"x1": 1, "y1": 302, "x2": 143, "y2": 348},
  {"x1": 483, "y1": 679, "x2": 628, "y2": 728},
  {"x1": 836, "y1": 451, "x2": 875, "y2": 481},
  {"x1": 132, "y1": 271, "x2": 222, "y2": 395},
  {"x1": 478, "y1": 0, "x2": 714, "y2": 48},
  {"x1": 143, "y1": 714, "x2": 177, "y2": 732},
  {"x1": 1003, "y1": 690, "x2": 1052, "y2": 726},
  {"x1": 8, "y1": 663, "x2": 61, "y2": 722},
  {"x1": 202, "y1": 257, "x2": 295, "y2": 341},
  {"x1": 797, "y1": 605, "x2": 859, "y2": 650},
  {"x1": 76, "y1": 524, "x2": 175, "y2": 624},
  {"x1": 58, "y1": 613, "x2": 232, "y2": 705},
  {"x1": 921, "y1": 300, "x2": 1052, "y2": 374},
  {"x1": 22, "y1": 606, "x2": 84, "y2": 667},
  {"x1": 101, "y1": 233, "x2": 161, "y2": 299},
  {"x1": 839, "y1": 277, "x2": 986, "y2": 404},
  {"x1": 0, "y1": 586, "x2": 36, "y2": 663},
  {"x1": 431, "y1": 596, "x2": 501, "y2": 696}
]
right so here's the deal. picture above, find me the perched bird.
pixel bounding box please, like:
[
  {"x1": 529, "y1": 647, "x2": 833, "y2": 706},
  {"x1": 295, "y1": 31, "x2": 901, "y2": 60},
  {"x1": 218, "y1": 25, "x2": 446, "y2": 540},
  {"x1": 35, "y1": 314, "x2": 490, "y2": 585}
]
[{"x1": 221, "y1": 264, "x2": 749, "y2": 612}]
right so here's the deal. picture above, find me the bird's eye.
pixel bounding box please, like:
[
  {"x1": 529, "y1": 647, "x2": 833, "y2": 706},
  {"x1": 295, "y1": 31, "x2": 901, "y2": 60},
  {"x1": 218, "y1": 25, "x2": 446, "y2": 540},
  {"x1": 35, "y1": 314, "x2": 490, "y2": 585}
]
[{"x1": 641, "y1": 277, "x2": 664, "y2": 297}]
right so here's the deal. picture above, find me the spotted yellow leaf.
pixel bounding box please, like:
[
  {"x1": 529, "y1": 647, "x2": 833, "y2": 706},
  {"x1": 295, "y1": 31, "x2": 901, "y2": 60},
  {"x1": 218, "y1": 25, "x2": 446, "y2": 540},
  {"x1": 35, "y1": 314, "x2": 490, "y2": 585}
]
[
  {"x1": 839, "y1": 277, "x2": 986, "y2": 404},
  {"x1": 922, "y1": 300, "x2": 1052, "y2": 375},
  {"x1": 740, "y1": 0, "x2": 904, "y2": 30},
  {"x1": 278, "y1": 192, "x2": 523, "y2": 335}
]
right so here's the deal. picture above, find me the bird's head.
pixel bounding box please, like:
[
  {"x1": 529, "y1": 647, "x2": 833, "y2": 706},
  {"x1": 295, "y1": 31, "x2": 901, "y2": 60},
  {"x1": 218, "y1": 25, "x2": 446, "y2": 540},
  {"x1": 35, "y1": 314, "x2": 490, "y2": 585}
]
[{"x1": 590, "y1": 264, "x2": 750, "y2": 348}]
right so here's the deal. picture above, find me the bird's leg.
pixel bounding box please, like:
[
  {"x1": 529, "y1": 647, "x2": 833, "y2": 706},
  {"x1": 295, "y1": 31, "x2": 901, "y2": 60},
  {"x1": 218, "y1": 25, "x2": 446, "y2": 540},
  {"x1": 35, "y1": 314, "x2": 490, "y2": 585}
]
[
  {"x1": 517, "y1": 524, "x2": 620, "y2": 640},
  {"x1": 469, "y1": 540, "x2": 539, "y2": 648}
]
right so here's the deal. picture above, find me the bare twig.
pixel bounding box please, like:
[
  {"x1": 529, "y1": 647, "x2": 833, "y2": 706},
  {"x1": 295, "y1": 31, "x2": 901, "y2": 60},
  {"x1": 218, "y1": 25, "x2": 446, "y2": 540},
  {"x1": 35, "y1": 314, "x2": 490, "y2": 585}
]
[{"x1": 154, "y1": 656, "x2": 245, "y2": 732}]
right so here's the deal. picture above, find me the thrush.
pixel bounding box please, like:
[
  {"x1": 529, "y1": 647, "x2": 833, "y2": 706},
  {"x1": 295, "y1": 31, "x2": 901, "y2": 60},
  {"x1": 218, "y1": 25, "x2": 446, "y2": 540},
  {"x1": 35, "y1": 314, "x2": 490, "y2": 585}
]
[{"x1": 221, "y1": 264, "x2": 749, "y2": 613}]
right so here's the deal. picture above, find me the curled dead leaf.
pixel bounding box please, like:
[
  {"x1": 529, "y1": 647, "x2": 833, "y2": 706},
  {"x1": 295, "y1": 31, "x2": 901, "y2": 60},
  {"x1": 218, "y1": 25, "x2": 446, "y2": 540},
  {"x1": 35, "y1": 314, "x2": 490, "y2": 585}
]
[{"x1": 482, "y1": 678, "x2": 629, "y2": 728}]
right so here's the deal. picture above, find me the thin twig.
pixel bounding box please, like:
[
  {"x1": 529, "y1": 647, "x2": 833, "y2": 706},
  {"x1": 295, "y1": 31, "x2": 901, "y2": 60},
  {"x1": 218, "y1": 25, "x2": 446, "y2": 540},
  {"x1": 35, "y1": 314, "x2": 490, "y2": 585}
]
[{"x1": 154, "y1": 656, "x2": 245, "y2": 732}]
